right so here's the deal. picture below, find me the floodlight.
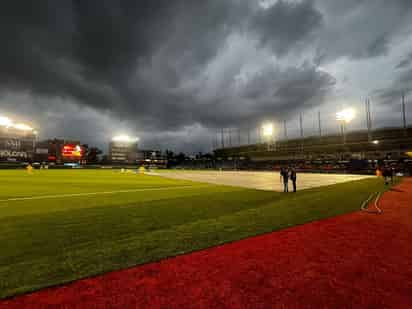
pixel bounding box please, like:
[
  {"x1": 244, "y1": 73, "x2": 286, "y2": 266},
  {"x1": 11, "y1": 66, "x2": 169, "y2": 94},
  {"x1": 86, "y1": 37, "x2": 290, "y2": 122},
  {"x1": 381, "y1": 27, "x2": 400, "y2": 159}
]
[
  {"x1": 112, "y1": 135, "x2": 139, "y2": 143},
  {"x1": 372, "y1": 140, "x2": 379, "y2": 145},
  {"x1": 13, "y1": 123, "x2": 33, "y2": 131},
  {"x1": 0, "y1": 115, "x2": 35, "y2": 132},
  {"x1": 0, "y1": 116, "x2": 12, "y2": 127},
  {"x1": 262, "y1": 123, "x2": 274, "y2": 137},
  {"x1": 336, "y1": 108, "x2": 356, "y2": 123}
]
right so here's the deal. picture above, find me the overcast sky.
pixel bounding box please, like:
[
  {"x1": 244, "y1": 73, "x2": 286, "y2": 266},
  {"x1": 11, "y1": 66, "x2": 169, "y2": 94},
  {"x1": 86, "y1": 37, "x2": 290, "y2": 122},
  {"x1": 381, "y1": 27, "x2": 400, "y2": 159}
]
[{"x1": 1, "y1": 0, "x2": 412, "y2": 153}]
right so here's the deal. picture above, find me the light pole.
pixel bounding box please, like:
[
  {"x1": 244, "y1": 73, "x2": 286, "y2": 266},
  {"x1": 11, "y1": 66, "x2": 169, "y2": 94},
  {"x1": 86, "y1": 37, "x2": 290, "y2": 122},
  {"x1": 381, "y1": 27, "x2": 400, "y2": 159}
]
[
  {"x1": 262, "y1": 122, "x2": 274, "y2": 151},
  {"x1": 336, "y1": 108, "x2": 355, "y2": 145}
]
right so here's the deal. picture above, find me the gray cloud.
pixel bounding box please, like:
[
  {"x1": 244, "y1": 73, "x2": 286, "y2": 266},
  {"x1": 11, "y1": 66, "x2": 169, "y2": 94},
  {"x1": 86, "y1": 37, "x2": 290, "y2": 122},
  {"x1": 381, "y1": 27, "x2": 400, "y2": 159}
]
[
  {"x1": 396, "y1": 51, "x2": 412, "y2": 69},
  {"x1": 373, "y1": 65, "x2": 412, "y2": 108},
  {"x1": 366, "y1": 35, "x2": 389, "y2": 58},
  {"x1": 251, "y1": 0, "x2": 323, "y2": 56},
  {"x1": 314, "y1": 0, "x2": 412, "y2": 62}
]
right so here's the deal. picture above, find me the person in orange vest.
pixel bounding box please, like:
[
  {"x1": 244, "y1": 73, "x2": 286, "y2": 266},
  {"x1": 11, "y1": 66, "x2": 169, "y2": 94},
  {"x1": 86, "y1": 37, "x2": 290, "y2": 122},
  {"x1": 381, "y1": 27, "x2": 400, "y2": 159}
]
[{"x1": 376, "y1": 167, "x2": 382, "y2": 177}]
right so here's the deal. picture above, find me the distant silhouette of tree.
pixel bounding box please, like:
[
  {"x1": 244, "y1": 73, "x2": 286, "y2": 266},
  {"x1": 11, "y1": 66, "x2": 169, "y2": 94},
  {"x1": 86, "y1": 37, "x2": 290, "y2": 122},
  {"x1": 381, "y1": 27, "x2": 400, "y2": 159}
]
[{"x1": 86, "y1": 147, "x2": 103, "y2": 164}]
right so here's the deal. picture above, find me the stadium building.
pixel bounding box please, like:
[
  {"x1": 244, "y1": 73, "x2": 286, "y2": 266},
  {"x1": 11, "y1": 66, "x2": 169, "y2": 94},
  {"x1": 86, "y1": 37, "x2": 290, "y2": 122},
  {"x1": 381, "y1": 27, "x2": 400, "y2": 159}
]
[
  {"x1": 0, "y1": 116, "x2": 37, "y2": 162},
  {"x1": 109, "y1": 136, "x2": 139, "y2": 164}
]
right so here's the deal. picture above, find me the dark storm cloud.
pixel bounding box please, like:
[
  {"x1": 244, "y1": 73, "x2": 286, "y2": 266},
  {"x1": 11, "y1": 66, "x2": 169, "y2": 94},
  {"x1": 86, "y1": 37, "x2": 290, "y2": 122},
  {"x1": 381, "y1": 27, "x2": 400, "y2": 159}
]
[
  {"x1": 251, "y1": 0, "x2": 323, "y2": 56},
  {"x1": 0, "y1": 1, "x2": 252, "y2": 123},
  {"x1": 1, "y1": 0, "x2": 412, "y2": 151},
  {"x1": 314, "y1": 0, "x2": 412, "y2": 61},
  {"x1": 0, "y1": 0, "x2": 180, "y2": 109},
  {"x1": 0, "y1": 1, "x2": 322, "y2": 122},
  {"x1": 226, "y1": 65, "x2": 335, "y2": 123}
]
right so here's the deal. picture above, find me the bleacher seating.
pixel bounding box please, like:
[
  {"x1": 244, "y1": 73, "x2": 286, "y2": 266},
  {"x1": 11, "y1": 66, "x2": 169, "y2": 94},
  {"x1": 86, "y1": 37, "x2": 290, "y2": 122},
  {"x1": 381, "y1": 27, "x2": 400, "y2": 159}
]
[{"x1": 215, "y1": 126, "x2": 412, "y2": 162}]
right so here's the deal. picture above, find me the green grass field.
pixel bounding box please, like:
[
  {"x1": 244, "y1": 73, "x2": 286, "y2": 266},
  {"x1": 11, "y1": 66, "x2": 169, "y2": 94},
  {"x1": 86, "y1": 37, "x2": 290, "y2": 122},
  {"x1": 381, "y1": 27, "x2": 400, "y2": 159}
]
[{"x1": 0, "y1": 170, "x2": 388, "y2": 299}]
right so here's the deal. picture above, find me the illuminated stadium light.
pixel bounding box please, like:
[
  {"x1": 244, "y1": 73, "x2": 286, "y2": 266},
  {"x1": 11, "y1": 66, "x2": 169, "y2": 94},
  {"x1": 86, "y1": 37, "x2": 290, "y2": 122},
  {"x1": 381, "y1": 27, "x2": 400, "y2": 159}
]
[
  {"x1": 336, "y1": 108, "x2": 356, "y2": 123},
  {"x1": 372, "y1": 140, "x2": 380, "y2": 145},
  {"x1": 0, "y1": 115, "x2": 35, "y2": 132},
  {"x1": 112, "y1": 135, "x2": 139, "y2": 143},
  {"x1": 0, "y1": 116, "x2": 13, "y2": 127},
  {"x1": 13, "y1": 123, "x2": 33, "y2": 131},
  {"x1": 262, "y1": 123, "x2": 274, "y2": 137}
]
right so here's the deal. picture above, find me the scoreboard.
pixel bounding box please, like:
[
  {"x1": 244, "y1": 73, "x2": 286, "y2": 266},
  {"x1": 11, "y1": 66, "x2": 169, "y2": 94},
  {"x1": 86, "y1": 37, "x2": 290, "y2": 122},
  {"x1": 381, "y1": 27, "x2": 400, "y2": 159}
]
[
  {"x1": 62, "y1": 144, "x2": 85, "y2": 158},
  {"x1": 33, "y1": 139, "x2": 86, "y2": 164}
]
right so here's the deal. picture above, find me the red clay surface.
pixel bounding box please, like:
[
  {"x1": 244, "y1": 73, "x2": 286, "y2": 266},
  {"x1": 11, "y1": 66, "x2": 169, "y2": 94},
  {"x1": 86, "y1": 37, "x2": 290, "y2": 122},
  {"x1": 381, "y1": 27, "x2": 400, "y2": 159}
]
[{"x1": 2, "y1": 179, "x2": 412, "y2": 309}]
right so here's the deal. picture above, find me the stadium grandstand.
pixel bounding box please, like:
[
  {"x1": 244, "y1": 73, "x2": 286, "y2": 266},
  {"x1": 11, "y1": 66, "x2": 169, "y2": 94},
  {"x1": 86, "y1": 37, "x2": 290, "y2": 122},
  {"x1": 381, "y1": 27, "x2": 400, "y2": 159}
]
[{"x1": 214, "y1": 126, "x2": 412, "y2": 174}]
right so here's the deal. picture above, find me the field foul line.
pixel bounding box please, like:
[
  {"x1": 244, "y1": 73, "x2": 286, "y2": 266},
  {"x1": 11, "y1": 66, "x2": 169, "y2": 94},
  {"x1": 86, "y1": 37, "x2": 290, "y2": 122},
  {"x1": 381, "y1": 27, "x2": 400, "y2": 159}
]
[{"x1": 0, "y1": 185, "x2": 203, "y2": 203}]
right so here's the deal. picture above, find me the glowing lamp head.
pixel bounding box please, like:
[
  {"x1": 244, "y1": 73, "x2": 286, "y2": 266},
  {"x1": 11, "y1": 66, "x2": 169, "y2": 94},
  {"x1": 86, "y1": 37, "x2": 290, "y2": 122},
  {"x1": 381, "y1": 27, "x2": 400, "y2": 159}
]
[
  {"x1": 0, "y1": 115, "x2": 35, "y2": 132},
  {"x1": 13, "y1": 123, "x2": 33, "y2": 131},
  {"x1": 336, "y1": 108, "x2": 356, "y2": 123},
  {"x1": 112, "y1": 135, "x2": 139, "y2": 143},
  {"x1": 262, "y1": 123, "x2": 274, "y2": 137},
  {"x1": 372, "y1": 140, "x2": 379, "y2": 145},
  {"x1": 0, "y1": 116, "x2": 13, "y2": 127}
]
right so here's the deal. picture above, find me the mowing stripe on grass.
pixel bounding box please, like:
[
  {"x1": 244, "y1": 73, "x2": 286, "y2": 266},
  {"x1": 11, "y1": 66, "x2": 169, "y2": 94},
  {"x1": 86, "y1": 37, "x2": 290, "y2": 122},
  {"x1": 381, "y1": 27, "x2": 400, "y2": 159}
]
[{"x1": 0, "y1": 185, "x2": 204, "y2": 203}]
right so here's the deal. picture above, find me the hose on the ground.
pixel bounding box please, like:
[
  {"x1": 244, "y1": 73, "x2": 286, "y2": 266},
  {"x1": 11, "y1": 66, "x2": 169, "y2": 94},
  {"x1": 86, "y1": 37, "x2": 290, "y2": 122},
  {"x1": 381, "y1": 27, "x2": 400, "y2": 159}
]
[{"x1": 361, "y1": 191, "x2": 383, "y2": 214}]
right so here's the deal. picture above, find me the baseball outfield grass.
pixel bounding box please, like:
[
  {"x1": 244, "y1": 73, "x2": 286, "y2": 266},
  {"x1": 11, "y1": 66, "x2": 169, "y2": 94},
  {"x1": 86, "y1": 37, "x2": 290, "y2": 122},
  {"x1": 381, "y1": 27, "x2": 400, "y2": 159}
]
[{"x1": 0, "y1": 170, "x2": 388, "y2": 299}]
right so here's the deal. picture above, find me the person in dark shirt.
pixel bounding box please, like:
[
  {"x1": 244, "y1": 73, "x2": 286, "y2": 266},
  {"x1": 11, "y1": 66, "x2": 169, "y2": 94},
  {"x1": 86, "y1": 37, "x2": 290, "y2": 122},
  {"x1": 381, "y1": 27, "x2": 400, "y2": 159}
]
[
  {"x1": 290, "y1": 167, "x2": 297, "y2": 192},
  {"x1": 280, "y1": 167, "x2": 289, "y2": 192},
  {"x1": 390, "y1": 166, "x2": 395, "y2": 184},
  {"x1": 382, "y1": 166, "x2": 390, "y2": 185}
]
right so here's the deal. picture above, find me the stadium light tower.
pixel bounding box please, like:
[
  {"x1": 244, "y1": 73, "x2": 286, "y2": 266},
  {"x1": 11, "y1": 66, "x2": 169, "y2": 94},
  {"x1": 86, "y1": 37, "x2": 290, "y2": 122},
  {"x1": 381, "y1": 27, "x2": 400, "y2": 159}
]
[
  {"x1": 261, "y1": 122, "x2": 274, "y2": 151},
  {"x1": 262, "y1": 123, "x2": 274, "y2": 138},
  {"x1": 336, "y1": 108, "x2": 356, "y2": 123},
  {"x1": 336, "y1": 108, "x2": 356, "y2": 145}
]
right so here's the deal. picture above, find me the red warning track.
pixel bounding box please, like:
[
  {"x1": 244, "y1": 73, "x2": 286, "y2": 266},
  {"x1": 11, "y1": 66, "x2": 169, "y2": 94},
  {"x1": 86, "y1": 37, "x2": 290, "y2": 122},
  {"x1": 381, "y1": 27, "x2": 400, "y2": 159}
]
[{"x1": 2, "y1": 179, "x2": 412, "y2": 308}]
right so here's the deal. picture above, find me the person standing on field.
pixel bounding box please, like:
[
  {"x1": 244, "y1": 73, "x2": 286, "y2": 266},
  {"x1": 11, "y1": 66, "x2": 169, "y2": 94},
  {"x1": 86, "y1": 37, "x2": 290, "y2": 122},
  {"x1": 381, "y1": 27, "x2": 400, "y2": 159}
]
[
  {"x1": 390, "y1": 166, "x2": 395, "y2": 184},
  {"x1": 382, "y1": 166, "x2": 391, "y2": 185},
  {"x1": 290, "y1": 167, "x2": 297, "y2": 192},
  {"x1": 280, "y1": 167, "x2": 289, "y2": 192}
]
